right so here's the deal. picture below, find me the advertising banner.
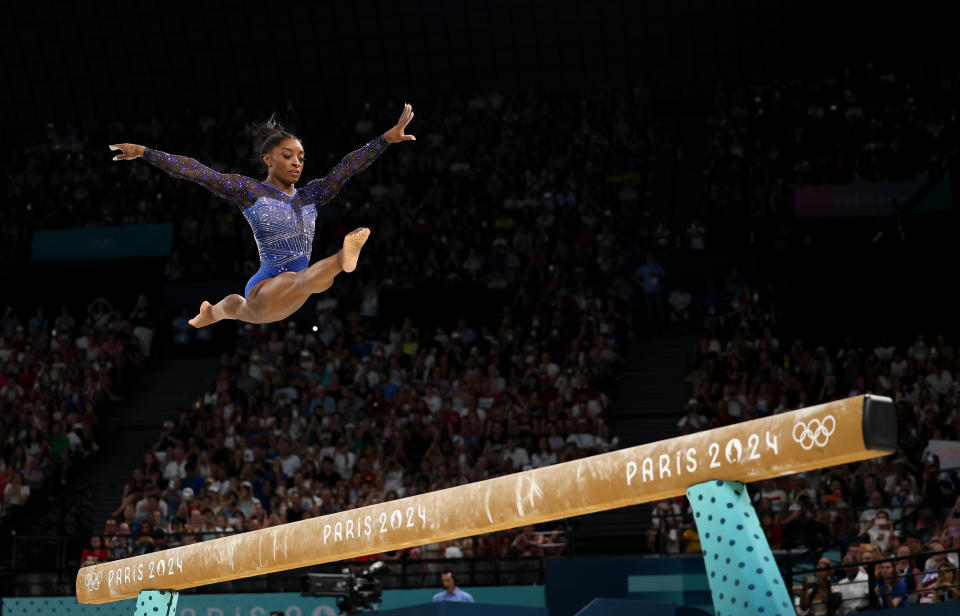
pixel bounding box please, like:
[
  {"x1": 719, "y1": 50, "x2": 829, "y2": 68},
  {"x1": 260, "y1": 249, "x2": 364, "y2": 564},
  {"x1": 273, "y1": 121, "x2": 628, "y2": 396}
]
[{"x1": 794, "y1": 177, "x2": 952, "y2": 219}]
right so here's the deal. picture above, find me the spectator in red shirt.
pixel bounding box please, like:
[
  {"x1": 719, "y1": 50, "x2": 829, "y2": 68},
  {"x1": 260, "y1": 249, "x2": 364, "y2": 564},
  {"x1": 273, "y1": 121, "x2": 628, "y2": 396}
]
[{"x1": 81, "y1": 536, "x2": 109, "y2": 565}]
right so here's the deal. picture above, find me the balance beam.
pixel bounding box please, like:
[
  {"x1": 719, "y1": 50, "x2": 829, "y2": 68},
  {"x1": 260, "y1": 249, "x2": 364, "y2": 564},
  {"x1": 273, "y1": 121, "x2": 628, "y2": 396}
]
[{"x1": 77, "y1": 394, "x2": 895, "y2": 604}]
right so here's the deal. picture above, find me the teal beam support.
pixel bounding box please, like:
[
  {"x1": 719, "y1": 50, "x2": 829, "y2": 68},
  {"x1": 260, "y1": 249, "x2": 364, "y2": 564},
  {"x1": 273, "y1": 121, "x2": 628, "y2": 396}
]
[
  {"x1": 688, "y1": 480, "x2": 792, "y2": 616},
  {"x1": 133, "y1": 590, "x2": 178, "y2": 616}
]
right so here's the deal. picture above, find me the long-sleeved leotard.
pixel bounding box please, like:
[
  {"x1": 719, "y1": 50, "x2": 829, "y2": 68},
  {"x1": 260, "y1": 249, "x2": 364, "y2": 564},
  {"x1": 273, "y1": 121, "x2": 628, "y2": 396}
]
[{"x1": 143, "y1": 135, "x2": 389, "y2": 297}]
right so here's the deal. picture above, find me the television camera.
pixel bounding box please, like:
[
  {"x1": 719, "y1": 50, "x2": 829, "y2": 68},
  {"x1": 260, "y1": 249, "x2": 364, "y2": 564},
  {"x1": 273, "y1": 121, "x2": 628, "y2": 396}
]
[{"x1": 301, "y1": 561, "x2": 387, "y2": 614}]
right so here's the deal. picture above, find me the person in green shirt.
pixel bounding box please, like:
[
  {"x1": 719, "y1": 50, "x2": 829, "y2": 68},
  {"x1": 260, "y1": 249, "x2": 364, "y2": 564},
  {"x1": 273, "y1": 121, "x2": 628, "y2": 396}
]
[{"x1": 49, "y1": 422, "x2": 73, "y2": 457}]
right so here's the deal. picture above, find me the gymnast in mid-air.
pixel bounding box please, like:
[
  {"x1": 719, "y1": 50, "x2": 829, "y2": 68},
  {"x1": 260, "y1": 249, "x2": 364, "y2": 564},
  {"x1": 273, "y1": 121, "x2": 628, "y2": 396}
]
[{"x1": 110, "y1": 104, "x2": 415, "y2": 327}]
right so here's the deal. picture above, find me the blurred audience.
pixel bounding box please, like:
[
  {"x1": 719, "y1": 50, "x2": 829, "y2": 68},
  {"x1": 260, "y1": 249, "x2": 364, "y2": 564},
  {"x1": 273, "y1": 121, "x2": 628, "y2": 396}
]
[
  {"x1": 0, "y1": 295, "x2": 152, "y2": 525},
  {"x1": 703, "y1": 63, "x2": 959, "y2": 220}
]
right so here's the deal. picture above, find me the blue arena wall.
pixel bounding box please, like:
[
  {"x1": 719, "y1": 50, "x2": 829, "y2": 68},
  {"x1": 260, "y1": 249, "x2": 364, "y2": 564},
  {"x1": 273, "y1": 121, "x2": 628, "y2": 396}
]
[
  {"x1": 31, "y1": 223, "x2": 174, "y2": 261},
  {"x1": 546, "y1": 558, "x2": 713, "y2": 616},
  {"x1": 6, "y1": 575, "x2": 960, "y2": 616},
  {"x1": 1, "y1": 587, "x2": 545, "y2": 616}
]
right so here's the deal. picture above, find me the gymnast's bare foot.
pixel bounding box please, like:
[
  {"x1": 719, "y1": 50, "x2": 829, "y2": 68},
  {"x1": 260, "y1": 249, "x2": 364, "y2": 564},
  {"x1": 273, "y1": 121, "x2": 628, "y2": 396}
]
[
  {"x1": 188, "y1": 301, "x2": 216, "y2": 328},
  {"x1": 340, "y1": 227, "x2": 370, "y2": 273}
]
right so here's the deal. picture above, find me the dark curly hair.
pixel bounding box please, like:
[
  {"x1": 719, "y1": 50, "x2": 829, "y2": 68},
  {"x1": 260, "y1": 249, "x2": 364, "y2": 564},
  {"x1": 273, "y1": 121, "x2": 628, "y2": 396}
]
[{"x1": 245, "y1": 114, "x2": 299, "y2": 171}]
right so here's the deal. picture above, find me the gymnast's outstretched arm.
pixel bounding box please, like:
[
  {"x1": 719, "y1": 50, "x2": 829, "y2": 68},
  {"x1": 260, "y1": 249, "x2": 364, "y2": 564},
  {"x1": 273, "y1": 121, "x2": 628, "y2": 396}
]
[
  {"x1": 302, "y1": 103, "x2": 416, "y2": 206},
  {"x1": 109, "y1": 143, "x2": 259, "y2": 208}
]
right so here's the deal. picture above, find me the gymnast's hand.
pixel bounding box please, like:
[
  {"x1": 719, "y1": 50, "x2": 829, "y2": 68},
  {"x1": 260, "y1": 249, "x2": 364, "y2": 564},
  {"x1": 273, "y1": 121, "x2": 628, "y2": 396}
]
[
  {"x1": 109, "y1": 143, "x2": 146, "y2": 161},
  {"x1": 383, "y1": 103, "x2": 416, "y2": 143}
]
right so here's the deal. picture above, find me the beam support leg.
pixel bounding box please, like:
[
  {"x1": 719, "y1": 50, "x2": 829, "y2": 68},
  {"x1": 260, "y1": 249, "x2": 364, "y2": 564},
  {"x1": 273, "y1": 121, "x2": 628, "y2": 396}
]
[
  {"x1": 688, "y1": 480, "x2": 792, "y2": 616},
  {"x1": 133, "y1": 590, "x2": 179, "y2": 616}
]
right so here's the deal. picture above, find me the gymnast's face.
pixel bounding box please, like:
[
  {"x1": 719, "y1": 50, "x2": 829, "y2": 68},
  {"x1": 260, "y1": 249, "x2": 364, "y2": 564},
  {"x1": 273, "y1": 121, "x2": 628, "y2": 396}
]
[{"x1": 264, "y1": 138, "x2": 305, "y2": 184}]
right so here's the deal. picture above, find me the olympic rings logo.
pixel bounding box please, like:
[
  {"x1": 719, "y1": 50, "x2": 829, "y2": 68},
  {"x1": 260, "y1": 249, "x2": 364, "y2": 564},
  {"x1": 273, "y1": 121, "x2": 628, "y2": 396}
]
[
  {"x1": 792, "y1": 415, "x2": 836, "y2": 450},
  {"x1": 83, "y1": 571, "x2": 103, "y2": 592}
]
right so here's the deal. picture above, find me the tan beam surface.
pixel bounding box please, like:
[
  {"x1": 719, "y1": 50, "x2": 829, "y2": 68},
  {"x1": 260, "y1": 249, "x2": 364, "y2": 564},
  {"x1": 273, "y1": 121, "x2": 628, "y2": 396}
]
[{"x1": 77, "y1": 394, "x2": 894, "y2": 603}]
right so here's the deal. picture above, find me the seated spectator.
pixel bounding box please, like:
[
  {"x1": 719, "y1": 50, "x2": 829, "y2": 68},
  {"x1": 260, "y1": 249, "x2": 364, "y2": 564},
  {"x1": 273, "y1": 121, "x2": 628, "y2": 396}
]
[
  {"x1": 923, "y1": 541, "x2": 959, "y2": 571},
  {"x1": 832, "y1": 554, "x2": 870, "y2": 613},
  {"x1": 875, "y1": 560, "x2": 909, "y2": 609},
  {"x1": 3, "y1": 472, "x2": 29, "y2": 511},
  {"x1": 81, "y1": 536, "x2": 108, "y2": 565},
  {"x1": 866, "y1": 511, "x2": 896, "y2": 552},
  {"x1": 530, "y1": 437, "x2": 557, "y2": 468},
  {"x1": 859, "y1": 491, "x2": 887, "y2": 534},
  {"x1": 21, "y1": 457, "x2": 45, "y2": 493},
  {"x1": 501, "y1": 438, "x2": 530, "y2": 471},
  {"x1": 918, "y1": 541, "x2": 959, "y2": 604},
  {"x1": 649, "y1": 498, "x2": 683, "y2": 554},
  {"x1": 798, "y1": 557, "x2": 839, "y2": 615},
  {"x1": 935, "y1": 562, "x2": 960, "y2": 603},
  {"x1": 106, "y1": 523, "x2": 134, "y2": 560},
  {"x1": 894, "y1": 545, "x2": 920, "y2": 602},
  {"x1": 859, "y1": 543, "x2": 882, "y2": 579},
  {"x1": 566, "y1": 419, "x2": 595, "y2": 450},
  {"x1": 135, "y1": 492, "x2": 168, "y2": 522},
  {"x1": 142, "y1": 528, "x2": 168, "y2": 554},
  {"x1": 677, "y1": 400, "x2": 707, "y2": 433},
  {"x1": 509, "y1": 525, "x2": 544, "y2": 557},
  {"x1": 755, "y1": 478, "x2": 788, "y2": 513}
]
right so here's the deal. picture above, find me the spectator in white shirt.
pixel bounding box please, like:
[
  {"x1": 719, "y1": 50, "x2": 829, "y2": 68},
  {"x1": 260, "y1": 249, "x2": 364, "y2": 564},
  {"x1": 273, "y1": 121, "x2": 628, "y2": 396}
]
[
  {"x1": 531, "y1": 437, "x2": 558, "y2": 468},
  {"x1": 667, "y1": 286, "x2": 692, "y2": 333},
  {"x1": 908, "y1": 335, "x2": 928, "y2": 362},
  {"x1": 858, "y1": 491, "x2": 886, "y2": 534},
  {"x1": 237, "y1": 482, "x2": 261, "y2": 519},
  {"x1": 278, "y1": 439, "x2": 301, "y2": 477},
  {"x1": 866, "y1": 510, "x2": 895, "y2": 552},
  {"x1": 890, "y1": 354, "x2": 907, "y2": 378},
  {"x1": 926, "y1": 364, "x2": 953, "y2": 397},
  {"x1": 163, "y1": 446, "x2": 186, "y2": 480},
  {"x1": 3, "y1": 472, "x2": 30, "y2": 508},
  {"x1": 922, "y1": 541, "x2": 960, "y2": 571},
  {"x1": 677, "y1": 400, "x2": 707, "y2": 432},
  {"x1": 333, "y1": 444, "x2": 356, "y2": 479},
  {"x1": 832, "y1": 554, "x2": 870, "y2": 613},
  {"x1": 593, "y1": 424, "x2": 618, "y2": 452},
  {"x1": 566, "y1": 420, "x2": 596, "y2": 450},
  {"x1": 502, "y1": 438, "x2": 530, "y2": 471},
  {"x1": 134, "y1": 493, "x2": 168, "y2": 522},
  {"x1": 754, "y1": 479, "x2": 788, "y2": 512}
]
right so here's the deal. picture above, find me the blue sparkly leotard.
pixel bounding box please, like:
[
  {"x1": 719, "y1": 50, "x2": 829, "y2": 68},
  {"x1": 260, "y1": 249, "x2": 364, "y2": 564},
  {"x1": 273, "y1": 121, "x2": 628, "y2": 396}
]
[{"x1": 143, "y1": 136, "x2": 389, "y2": 297}]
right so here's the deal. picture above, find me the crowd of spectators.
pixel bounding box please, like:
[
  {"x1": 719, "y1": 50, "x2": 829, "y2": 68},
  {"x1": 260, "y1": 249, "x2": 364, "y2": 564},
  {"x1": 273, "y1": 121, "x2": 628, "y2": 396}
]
[
  {"x1": 703, "y1": 63, "x2": 960, "y2": 219},
  {"x1": 76, "y1": 88, "x2": 668, "y2": 567},
  {"x1": 646, "y1": 268, "x2": 960, "y2": 610},
  {"x1": 0, "y1": 294, "x2": 155, "y2": 525}
]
